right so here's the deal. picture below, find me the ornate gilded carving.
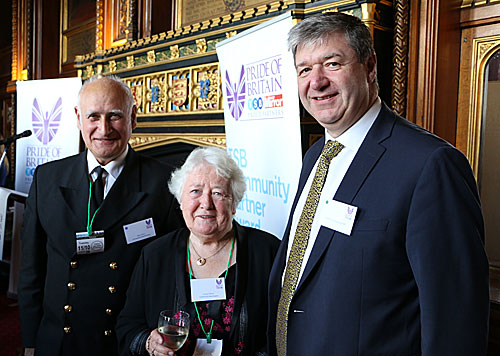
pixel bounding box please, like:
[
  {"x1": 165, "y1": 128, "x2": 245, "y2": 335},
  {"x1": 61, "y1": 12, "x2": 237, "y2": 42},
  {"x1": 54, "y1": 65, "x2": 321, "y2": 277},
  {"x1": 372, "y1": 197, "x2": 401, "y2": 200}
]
[
  {"x1": 119, "y1": 0, "x2": 128, "y2": 38},
  {"x1": 392, "y1": 0, "x2": 409, "y2": 117},
  {"x1": 127, "y1": 55, "x2": 135, "y2": 68},
  {"x1": 109, "y1": 60, "x2": 117, "y2": 72},
  {"x1": 147, "y1": 50, "x2": 156, "y2": 63},
  {"x1": 196, "y1": 39, "x2": 207, "y2": 54},
  {"x1": 168, "y1": 70, "x2": 190, "y2": 110},
  {"x1": 129, "y1": 133, "x2": 226, "y2": 151},
  {"x1": 193, "y1": 65, "x2": 220, "y2": 111},
  {"x1": 122, "y1": 62, "x2": 223, "y2": 117},
  {"x1": 170, "y1": 45, "x2": 180, "y2": 59},
  {"x1": 86, "y1": 65, "x2": 95, "y2": 77},
  {"x1": 467, "y1": 36, "x2": 500, "y2": 175},
  {"x1": 226, "y1": 31, "x2": 237, "y2": 39},
  {"x1": 146, "y1": 75, "x2": 167, "y2": 113},
  {"x1": 479, "y1": 41, "x2": 498, "y2": 59}
]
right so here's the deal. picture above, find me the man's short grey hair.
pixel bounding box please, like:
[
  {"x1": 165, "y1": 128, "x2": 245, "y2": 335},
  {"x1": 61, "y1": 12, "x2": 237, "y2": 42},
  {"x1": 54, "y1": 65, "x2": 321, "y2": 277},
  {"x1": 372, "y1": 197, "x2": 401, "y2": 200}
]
[
  {"x1": 288, "y1": 12, "x2": 375, "y2": 64},
  {"x1": 77, "y1": 74, "x2": 135, "y2": 116},
  {"x1": 168, "y1": 146, "x2": 247, "y2": 209}
]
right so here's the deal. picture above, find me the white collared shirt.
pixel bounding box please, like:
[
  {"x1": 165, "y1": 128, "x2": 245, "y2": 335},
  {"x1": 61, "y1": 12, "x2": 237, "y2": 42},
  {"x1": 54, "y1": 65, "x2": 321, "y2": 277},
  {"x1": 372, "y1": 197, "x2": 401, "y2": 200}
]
[
  {"x1": 284, "y1": 98, "x2": 382, "y2": 285},
  {"x1": 87, "y1": 146, "x2": 129, "y2": 198}
]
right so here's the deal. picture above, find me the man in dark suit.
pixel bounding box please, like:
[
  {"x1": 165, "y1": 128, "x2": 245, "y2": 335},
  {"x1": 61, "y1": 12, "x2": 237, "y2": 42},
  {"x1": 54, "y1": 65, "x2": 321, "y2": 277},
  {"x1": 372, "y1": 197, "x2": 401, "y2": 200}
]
[
  {"x1": 18, "y1": 75, "x2": 183, "y2": 356},
  {"x1": 268, "y1": 12, "x2": 490, "y2": 356}
]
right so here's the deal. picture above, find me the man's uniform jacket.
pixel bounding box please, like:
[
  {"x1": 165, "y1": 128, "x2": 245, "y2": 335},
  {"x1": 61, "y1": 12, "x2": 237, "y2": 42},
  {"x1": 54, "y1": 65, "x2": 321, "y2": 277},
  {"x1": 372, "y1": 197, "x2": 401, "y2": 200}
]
[{"x1": 18, "y1": 148, "x2": 183, "y2": 356}]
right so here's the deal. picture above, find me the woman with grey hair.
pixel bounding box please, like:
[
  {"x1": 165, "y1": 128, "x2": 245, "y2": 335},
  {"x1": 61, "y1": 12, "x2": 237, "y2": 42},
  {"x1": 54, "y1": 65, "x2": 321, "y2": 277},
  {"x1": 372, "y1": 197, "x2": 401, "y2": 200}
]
[{"x1": 117, "y1": 146, "x2": 280, "y2": 356}]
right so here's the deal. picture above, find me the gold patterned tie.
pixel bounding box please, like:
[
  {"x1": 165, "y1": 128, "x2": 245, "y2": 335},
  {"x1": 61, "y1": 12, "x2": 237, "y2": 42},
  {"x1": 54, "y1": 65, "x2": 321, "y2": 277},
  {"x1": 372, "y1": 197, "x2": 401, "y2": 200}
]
[{"x1": 276, "y1": 140, "x2": 344, "y2": 356}]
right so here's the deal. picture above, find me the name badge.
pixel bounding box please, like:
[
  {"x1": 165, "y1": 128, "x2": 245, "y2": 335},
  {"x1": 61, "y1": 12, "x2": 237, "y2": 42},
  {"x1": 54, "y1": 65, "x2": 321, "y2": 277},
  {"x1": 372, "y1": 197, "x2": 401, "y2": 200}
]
[
  {"x1": 123, "y1": 218, "x2": 156, "y2": 244},
  {"x1": 75, "y1": 230, "x2": 105, "y2": 255},
  {"x1": 190, "y1": 278, "x2": 226, "y2": 302},
  {"x1": 320, "y1": 199, "x2": 358, "y2": 236},
  {"x1": 193, "y1": 338, "x2": 222, "y2": 356}
]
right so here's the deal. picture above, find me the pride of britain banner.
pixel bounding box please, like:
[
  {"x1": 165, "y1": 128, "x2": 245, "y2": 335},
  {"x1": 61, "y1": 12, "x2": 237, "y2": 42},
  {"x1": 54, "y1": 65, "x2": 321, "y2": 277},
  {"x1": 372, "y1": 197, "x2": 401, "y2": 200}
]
[
  {"x1": 216, "y1": 12, "x2": 302, "y2": 239},
  {"x1": 16, "y1": 78, "x2": 82, "y2": 193}
]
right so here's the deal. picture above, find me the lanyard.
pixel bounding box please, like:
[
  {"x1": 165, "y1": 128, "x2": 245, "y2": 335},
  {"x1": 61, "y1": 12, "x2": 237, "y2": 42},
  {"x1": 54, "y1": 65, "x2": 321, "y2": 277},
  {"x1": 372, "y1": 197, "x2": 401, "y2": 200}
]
[
  {"x1": 86, "y1": 178, "x2": 101, "y2": 235},
  {"x1": 187, "y1": 233, "x2": 235, "y2": 344}
]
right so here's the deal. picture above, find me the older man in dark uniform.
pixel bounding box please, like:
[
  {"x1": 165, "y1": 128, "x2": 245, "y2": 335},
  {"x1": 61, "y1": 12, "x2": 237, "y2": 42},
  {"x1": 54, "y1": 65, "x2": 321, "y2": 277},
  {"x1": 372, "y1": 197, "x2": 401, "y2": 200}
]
[{"x1": 18, "y1": 75, "x2": 183, "y2": 356}]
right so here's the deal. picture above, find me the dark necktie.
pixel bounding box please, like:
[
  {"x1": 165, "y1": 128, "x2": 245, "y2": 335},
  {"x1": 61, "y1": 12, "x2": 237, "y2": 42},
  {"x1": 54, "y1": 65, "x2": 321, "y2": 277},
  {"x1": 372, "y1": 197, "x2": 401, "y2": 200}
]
[
  {"x1": 91, "y1": 166, "x2": 105, "y2": 211},
  {"x1": 276, "y1": 140, "x2": 344, "y2": 356}
]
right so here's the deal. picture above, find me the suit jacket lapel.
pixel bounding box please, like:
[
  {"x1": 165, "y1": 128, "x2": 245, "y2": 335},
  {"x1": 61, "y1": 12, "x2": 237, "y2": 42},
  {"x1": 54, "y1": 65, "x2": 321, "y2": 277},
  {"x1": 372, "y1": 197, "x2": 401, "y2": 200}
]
[
  {"x1": 295, "y1": 104, "x2": 395, "y2": 293},
  {"x1": 58, "y1": 152, "x2": 91, "y2": 225}
]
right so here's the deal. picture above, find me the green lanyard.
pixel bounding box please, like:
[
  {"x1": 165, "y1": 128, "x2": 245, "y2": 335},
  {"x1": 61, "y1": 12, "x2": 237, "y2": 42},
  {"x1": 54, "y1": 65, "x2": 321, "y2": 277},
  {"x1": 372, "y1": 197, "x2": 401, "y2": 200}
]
[
  {"x1": 187, "y1": 233, "x2": 235, "y2": 344},
  {"x1": 86, "y1": 178, "x2": 101, "y2": 235}
]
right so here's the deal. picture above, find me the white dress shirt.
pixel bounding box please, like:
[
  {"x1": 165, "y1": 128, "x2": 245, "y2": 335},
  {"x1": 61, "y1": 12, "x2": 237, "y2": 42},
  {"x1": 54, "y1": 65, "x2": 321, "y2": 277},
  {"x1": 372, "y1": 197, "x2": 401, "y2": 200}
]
[
  {"x1": 284, "y1": 98, "x2": 382, "y2": 284},
  {"x1": 86, "y1": 146, "x2": 128, "y2": 199}
]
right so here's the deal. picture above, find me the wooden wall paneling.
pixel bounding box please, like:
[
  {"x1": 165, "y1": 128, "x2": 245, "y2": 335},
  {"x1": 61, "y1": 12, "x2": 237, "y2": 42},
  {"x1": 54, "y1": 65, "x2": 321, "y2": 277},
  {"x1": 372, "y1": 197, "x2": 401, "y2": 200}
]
[
  {"x1": 414, "y1": 0, "x2": 439, "y2": 131},
  {"x1": 405, "y1": 0, "x2": 419, "y2": 124},
  {"x1": 432, "y1": 0, "x2": 461, "y2": 145},
  {"x1": 33, "y1": 0, "x2": 60, "y2": 79},
  {"x1": 60, "y1": 0, "x2": 96, "y2": 77},
  {"x1": 138, "y1": 0, "x2": 173, "y2": 39},
  {"x1": 456, "y1": 26, "x2": 473, "y2": 158},
  {"x1": 407, "y1": 0, "x2": 461, "y2": 145}
]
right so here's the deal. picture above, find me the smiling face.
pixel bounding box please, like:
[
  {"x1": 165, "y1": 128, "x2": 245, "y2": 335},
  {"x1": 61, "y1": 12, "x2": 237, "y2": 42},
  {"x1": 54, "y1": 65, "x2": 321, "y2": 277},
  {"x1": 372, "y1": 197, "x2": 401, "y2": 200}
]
[
  {"x1": 180, "y1": 165, "x2": 235, "y2": 242},
  {"x1": 295, "y1": 32, "x2": 377, "y2": 138},
  {"x1": 75, "y1": 78, "x2": 137, "y2": 165}
]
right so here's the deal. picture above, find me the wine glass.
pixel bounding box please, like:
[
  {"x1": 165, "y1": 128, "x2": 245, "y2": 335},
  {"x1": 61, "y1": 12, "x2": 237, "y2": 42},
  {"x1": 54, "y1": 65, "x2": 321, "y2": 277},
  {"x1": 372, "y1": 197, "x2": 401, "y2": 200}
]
[{"x1": 157, "y1": 310, "x2": 190, "y2": 351}]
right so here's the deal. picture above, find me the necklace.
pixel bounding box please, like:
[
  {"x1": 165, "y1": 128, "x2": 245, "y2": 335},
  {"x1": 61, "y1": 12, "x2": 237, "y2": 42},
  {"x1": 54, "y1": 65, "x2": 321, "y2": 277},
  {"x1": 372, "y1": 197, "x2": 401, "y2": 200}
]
[{"x1": 189, "y1": 236, "x2": 232, "y2": 266}]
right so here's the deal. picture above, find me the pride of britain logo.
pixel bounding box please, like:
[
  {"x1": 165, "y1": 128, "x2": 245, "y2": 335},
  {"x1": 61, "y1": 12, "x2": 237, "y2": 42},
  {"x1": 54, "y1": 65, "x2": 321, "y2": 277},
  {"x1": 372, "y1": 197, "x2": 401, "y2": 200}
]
[
  {"x1": 225, "y1": 65, "x2": 246, "y2": 121},
  {"x1": 225, "y1": 56, "x2": 284, "y2": 121},
  {"x1": 32, "y1": 97, "x2": 62, "y2": 145}
]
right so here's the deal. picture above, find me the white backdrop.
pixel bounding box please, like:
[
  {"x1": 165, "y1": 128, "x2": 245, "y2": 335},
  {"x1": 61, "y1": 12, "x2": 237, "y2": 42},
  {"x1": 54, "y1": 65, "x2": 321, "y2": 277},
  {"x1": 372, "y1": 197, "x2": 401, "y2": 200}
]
[
  {"x1": 217, "y1": 12, "x2": 302, "y2": 239},
  {"x1": 16, "y1": 78, "x2": 82, "y2": 193}
]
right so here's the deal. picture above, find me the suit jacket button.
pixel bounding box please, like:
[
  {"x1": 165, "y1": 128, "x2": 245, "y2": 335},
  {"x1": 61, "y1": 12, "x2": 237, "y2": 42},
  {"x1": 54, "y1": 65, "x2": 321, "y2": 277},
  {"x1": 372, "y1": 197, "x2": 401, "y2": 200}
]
[
  {"x1": 106, "y1": 308, "x2": 112, "y2": 315},
  {"x1": 108, "y1": 286, "x2": 116, "y2": 293},
  {"x1": 64, "y1": 305, "x2": 72, "y2": 312},
  {"x1": 64, "y1": 326, "x2": 72, "y2": 334},
  {"x1": 104, "y1": 330, "x2": 112, "y2": 336},
  {"x1": 67, "y1": 282, "x2": 76, "y2": 291},
  {"x1": 109, "y1": 262, "x2": 118, "y2": 270},
  {"x1": 70, "y1": 261, "x2": 78, "y2": 269}
]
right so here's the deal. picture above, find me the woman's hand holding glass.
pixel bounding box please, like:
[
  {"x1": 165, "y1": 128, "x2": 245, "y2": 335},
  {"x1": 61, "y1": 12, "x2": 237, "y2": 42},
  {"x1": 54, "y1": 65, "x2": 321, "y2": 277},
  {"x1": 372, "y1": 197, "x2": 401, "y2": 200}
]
[{"x1": 146, "y1": 310, "x2": 190, "y2": 356}]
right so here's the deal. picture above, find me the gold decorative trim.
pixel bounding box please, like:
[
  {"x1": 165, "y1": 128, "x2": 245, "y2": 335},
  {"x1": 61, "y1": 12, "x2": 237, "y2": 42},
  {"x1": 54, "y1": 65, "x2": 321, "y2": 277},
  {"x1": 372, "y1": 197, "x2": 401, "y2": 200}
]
[
  {"x1": 76, "y1": 17, "x2": 272, "y2": 76},
  {"x1": 11, "y1": 0, "x2": 17, "y2": 81},
  {"x1": 130, "y1": 133, "x2": 226, "y2": 151},
  {"x1": 467, "y1": 35, "x2": 500, "y2": 176},
  {"x1": 392, "y1": 0, "x2": 409, "y2": 116},
  {"x1": 136, "y1": 119, "x2": 225, "y2": 128},
  {"x1": 96, "y1": 0, "x2": 104, "y2": 51}
]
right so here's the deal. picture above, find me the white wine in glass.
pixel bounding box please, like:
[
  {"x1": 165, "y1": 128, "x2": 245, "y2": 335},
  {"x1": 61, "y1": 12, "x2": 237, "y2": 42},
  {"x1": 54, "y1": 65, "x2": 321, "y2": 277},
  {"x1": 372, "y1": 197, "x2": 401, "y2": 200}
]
[{"x1": 158, "y1": 310, "x2": 190, "y2": 351}]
